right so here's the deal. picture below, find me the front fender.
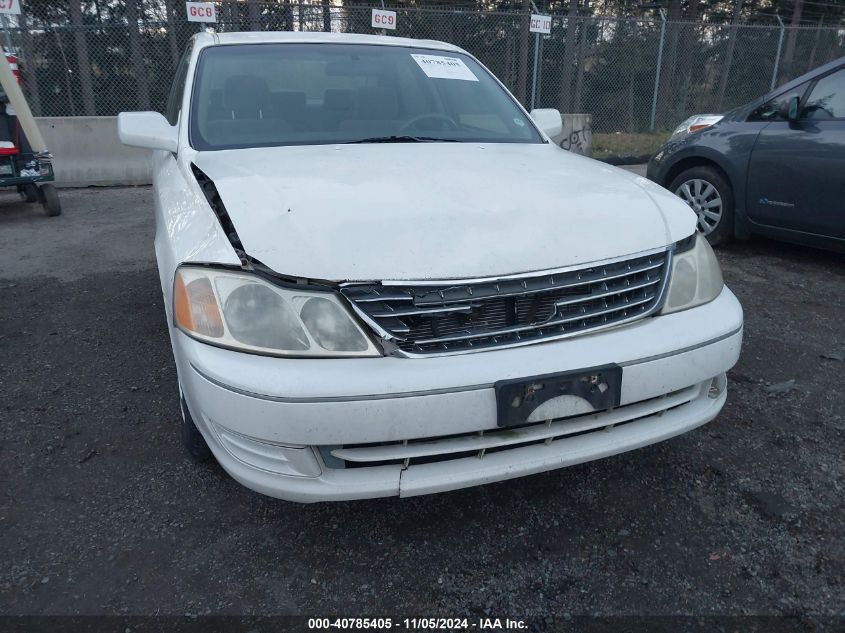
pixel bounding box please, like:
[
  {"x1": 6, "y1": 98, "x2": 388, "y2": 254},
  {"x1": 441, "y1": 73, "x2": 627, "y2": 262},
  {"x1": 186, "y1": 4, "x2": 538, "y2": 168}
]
[{"x1": 651, "y1": 123, "x2": 768, "y2": 238}]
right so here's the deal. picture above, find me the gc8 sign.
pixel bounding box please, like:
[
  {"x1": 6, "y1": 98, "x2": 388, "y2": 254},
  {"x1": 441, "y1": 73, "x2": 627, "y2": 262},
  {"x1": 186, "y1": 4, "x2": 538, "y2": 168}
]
[
  {"x1": 371, "y1": 8, "x2": 397, "y2": 30},
  {"x1": 186, "y1": 1, "x2": 216, "y2": 23}
]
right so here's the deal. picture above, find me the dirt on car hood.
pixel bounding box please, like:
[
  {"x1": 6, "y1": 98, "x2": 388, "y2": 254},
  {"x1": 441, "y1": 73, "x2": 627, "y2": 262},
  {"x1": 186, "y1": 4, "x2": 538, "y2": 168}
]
[{"x1": 194, "y1": 142, "x2": 694, "y2": 282}]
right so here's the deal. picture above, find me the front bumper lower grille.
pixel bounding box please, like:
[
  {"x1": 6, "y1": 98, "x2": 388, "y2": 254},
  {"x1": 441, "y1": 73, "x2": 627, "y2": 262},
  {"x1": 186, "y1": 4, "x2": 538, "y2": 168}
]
[
  {"x1": 320, "y1": 384, "x2": 700, "y2": 469},
  {"x1": 342, "y1": 250, "x2": 671, "y2": 355}
]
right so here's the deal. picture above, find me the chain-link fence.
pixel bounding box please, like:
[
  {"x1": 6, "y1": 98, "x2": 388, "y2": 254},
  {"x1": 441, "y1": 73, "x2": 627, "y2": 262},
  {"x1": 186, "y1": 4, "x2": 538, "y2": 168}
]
[{"x1": 5, "y1": 2, "x2": 845, "y2": 133}]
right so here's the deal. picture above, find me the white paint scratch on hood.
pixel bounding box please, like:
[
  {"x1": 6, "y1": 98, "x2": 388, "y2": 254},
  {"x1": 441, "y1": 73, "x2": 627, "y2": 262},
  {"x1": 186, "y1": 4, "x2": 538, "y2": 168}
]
[{"x1": 194, "y1": 143, "x2": 694, "y2": 282}]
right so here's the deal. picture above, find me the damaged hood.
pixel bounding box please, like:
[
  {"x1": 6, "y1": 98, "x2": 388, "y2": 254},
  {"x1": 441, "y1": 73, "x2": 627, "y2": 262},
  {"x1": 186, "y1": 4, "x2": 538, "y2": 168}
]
[{"x1": 193, "y1": 143, "x2": 694, "y2": 282}]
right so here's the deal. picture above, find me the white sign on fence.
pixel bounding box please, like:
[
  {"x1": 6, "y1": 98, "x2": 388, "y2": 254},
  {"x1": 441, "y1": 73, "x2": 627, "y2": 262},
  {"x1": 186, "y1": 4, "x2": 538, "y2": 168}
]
[
  {"x1": 0, "y1": 0, "x2": 21, "y2": 16},
  {"x1": 186, "y1": 1, "x2": 217, "y2": 23},
  {"x1": 372, "y1": 8, "x2": 397, "y2": 30},
  {"x1": 529, "y1": 14, "x2": 552, "y2": 34}
]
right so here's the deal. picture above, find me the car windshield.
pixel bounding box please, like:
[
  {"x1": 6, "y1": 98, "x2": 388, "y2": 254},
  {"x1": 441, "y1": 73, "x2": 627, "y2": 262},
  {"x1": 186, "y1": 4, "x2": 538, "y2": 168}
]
[{"x1": 189, "y1": 43, "x2": 543, "y2": 150}]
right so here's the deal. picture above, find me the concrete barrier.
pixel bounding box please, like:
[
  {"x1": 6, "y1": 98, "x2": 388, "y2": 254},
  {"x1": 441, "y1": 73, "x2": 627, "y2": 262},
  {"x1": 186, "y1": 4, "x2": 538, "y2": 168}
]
[
  {"x1": 549, "y1": 113, "x2": 592, "y2": 157},
  {"x1": 36, "y1": 116, "x2": 152, "y2": 187}
]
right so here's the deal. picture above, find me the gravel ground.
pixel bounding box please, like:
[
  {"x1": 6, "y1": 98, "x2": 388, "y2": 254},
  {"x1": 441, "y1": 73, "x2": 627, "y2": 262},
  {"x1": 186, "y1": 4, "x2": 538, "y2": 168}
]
[{"x1": 1, "y1": 186, "x2": 843, "y2": 618}]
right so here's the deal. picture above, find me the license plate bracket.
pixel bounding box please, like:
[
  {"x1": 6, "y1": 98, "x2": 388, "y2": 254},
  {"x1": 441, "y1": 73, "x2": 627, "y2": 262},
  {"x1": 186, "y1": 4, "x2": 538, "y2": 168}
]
[{"x1": 494, "y1": 364, "x2": 622, "y2": 427}]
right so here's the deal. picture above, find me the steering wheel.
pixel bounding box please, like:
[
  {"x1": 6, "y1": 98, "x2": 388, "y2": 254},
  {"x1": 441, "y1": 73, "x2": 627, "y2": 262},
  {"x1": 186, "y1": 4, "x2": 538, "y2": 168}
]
[{"x1": 399, "y1": 113, "x2": 459, "y2": 134}]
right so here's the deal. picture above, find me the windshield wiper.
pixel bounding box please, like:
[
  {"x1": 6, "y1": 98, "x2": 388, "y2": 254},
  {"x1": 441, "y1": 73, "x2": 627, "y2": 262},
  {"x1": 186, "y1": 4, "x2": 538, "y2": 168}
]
[{"x1": 343, "y1": 135, "x2": 461, "y2": 144}]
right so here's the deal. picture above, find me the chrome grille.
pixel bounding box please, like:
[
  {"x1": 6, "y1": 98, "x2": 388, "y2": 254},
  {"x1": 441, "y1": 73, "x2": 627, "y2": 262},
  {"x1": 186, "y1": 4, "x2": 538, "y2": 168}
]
[{"x1": 342, "y1": 250, "x2": 671, "y2": 355}]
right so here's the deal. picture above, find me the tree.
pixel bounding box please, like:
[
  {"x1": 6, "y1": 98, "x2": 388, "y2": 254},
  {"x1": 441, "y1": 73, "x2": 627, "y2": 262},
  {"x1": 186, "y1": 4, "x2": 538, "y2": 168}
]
[
  {"x1": 323, "y1": 0, "x2": 331, "y2": 32},
  {"x1": 781, "y1": 0, "x2": 803, "y2": 81},
  {"x1": 248, "y1": 0, "x2": 263, "y2": 31},
  {"x1": 558, "y1": 0, "x2": 579, "y2": 113},
  {"x1": 716, "y1": 0, "x2": 743, "y2": 111},
  {"x1": 125, "y1": 0, "x2": 150, "y2": 111},
  {"x1": 164, "y1": 0, "x2": 179, "y2": 69},
  {"x1": 17, "y1": 6, "x2": 42, "y2": 116},
  {"x1": 69, "y1": 0, "x2": 96, "y2": 115},
  {"x1": 656, "y1": 0, "x2": 682, "y2": 127}
]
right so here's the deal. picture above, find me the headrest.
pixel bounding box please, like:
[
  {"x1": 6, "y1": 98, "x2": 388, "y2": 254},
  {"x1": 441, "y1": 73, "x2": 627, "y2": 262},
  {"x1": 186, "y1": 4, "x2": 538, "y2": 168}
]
[{"x1": 222, "y1": 75, "x2": 269, "y2": 117}]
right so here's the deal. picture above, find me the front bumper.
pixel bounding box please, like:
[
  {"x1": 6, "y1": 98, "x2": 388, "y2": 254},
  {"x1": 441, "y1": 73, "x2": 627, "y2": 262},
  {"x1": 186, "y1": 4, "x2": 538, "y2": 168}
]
[
  {"x1": 646, "y1": 153, "x2": 666, "y2": 184},
  {"x1": 175, "y1": 288, "x2": 743, "y2": 502}
]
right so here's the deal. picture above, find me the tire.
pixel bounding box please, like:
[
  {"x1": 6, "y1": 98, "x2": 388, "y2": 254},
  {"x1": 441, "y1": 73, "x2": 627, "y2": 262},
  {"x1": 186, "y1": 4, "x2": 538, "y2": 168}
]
[
  {"x1": 668, "y1": 166, "x2": 734, "y2": 246},
  {"x1": 38, "y1": 184, "x2": 62, "y2": 217},
  {"x1": 180, "y1": 391, "x2": 213, "y2": 462},
  {"x1": 18, "y1": 184, "x2": 38, "y2": 203}
]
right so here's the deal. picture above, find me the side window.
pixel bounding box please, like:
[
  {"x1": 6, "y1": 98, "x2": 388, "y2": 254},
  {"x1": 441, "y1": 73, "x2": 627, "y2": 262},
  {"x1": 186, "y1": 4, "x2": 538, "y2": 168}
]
[
  {"x1": 165, "y1": 44, "x2": 193, "y2": 125},
  {"x1": 748, "y1": 81, "x2": 809, "y2": 122},
  {"x1": 802, "y1": 67, "x2": 845, "y2": 120}
]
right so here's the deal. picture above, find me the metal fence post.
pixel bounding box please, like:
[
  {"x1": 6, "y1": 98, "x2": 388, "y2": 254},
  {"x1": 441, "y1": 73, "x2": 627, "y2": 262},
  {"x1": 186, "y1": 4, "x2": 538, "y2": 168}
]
[
  {"x1": 649, "y1": 9, "x2": 666, "y2": 132},
  {"x1": 536, "y1": 34, "x2": 544, "y2": 108},
  {"x1": 770, "y1": 14, "x2": 785, "y2": 91},
  {"x1": 530, "y1": 32, "x2": 540, "y2": 110},
  {"x1": 529, "y1": 1, "x2": 540, "y2": 110}
]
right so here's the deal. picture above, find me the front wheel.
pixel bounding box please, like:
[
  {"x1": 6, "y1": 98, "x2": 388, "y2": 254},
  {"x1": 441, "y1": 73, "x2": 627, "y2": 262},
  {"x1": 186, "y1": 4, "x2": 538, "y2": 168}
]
[
  {"x1": 668, "y1": 166, "x2": 734, "y2": 246},
  {"x1": 38, "y1": 184, "x2": 62, "y2": 217}
]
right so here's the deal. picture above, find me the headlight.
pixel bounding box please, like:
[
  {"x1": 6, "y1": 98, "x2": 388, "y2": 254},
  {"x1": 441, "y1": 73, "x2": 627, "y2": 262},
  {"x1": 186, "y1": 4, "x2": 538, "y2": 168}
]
[
  {"x1": 670, "y1": 114, "x2": 724, "y2": 141},
  {"x1": 173, "y1": 266, "x2": 380, "y2": 357},
  {"x1": 661, "y1": 234, "x2": 724, "y2": 314}
]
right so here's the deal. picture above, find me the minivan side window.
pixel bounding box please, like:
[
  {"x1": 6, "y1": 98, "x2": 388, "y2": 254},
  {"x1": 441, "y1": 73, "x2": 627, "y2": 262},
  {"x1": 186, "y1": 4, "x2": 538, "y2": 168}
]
[
  {"x1": 165, "y1": 43, "x2": 193, "y2": 126},
  {"x1": 748, "y1": 81, "x2": 809, "y2": 121},
  {"x1": 802, "y1": 67, "x2": 845, "y2": 120}
]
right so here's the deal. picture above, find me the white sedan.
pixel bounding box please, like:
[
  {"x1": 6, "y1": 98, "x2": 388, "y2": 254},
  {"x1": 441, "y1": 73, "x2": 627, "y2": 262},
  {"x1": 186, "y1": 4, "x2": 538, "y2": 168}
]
[{"x1": 118, "y1": 31, "x2": 742, "y2": 502}]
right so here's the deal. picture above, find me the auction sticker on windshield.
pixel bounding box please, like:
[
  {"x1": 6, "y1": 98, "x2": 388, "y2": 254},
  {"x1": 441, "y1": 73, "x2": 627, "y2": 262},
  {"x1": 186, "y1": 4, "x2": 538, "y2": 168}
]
[{"x1": 411, "y1": 54, "x2": 479, "y2": 81}]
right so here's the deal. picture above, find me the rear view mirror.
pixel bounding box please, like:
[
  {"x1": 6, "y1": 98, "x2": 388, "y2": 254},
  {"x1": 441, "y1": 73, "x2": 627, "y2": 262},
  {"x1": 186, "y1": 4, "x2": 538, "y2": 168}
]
[
  {"x1": 530, "y1": 108, "x2": 563, "y2": 139},
  {"x1": 778, "y1": 95, "x2": 800, "y2": 122},
  {"x1": 118, "y1": 111, "x2": 178, "y2": 152}
]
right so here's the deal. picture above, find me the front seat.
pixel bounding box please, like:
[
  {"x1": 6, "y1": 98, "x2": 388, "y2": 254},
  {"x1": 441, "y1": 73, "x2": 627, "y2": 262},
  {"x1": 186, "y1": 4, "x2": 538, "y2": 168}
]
[{"x1": 222, "y1": 75, "x2": 270, "y2": 120}]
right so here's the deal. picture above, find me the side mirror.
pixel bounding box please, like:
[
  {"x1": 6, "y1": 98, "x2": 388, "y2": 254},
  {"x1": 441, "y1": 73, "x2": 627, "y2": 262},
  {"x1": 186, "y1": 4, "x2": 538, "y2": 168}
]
[
  {"x1": 778, "y1": 95, "x2": 800, "y2": 122},
  {"x1": 530, "y1": 108, "x2": 563, "y2": 139},
  {"x1": 118, "y1": 111, "x2": 178, "y2": 152}
]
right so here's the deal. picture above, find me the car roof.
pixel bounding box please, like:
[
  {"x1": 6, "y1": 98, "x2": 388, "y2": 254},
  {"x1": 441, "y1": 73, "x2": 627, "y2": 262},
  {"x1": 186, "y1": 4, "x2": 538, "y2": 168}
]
[{"x1": 195, "y1": 30, "x2": 466, "y2": 54}]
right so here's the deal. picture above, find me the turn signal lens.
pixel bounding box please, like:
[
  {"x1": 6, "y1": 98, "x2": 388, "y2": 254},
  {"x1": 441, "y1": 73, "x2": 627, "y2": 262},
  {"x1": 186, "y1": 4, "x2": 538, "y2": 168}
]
[{"x1": 174, "y1": 271, "x2": 224, "y2": 337}]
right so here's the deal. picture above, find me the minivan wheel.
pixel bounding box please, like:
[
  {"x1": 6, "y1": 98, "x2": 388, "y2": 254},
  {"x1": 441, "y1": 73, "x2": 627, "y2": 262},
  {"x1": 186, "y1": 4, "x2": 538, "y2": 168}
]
[
  {"x1": 180, "y1": 391, "x2": 213, "y2": 462},
  {"x1": 668, "y1": 166, "x2": 734, "y2": 246}
]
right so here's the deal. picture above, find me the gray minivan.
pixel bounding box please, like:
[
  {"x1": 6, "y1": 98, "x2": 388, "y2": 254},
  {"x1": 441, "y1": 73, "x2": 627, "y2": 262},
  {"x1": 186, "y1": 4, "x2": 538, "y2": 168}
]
[{"x1": 647, "y1": 55, "x2": 845, "y2": 251}]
